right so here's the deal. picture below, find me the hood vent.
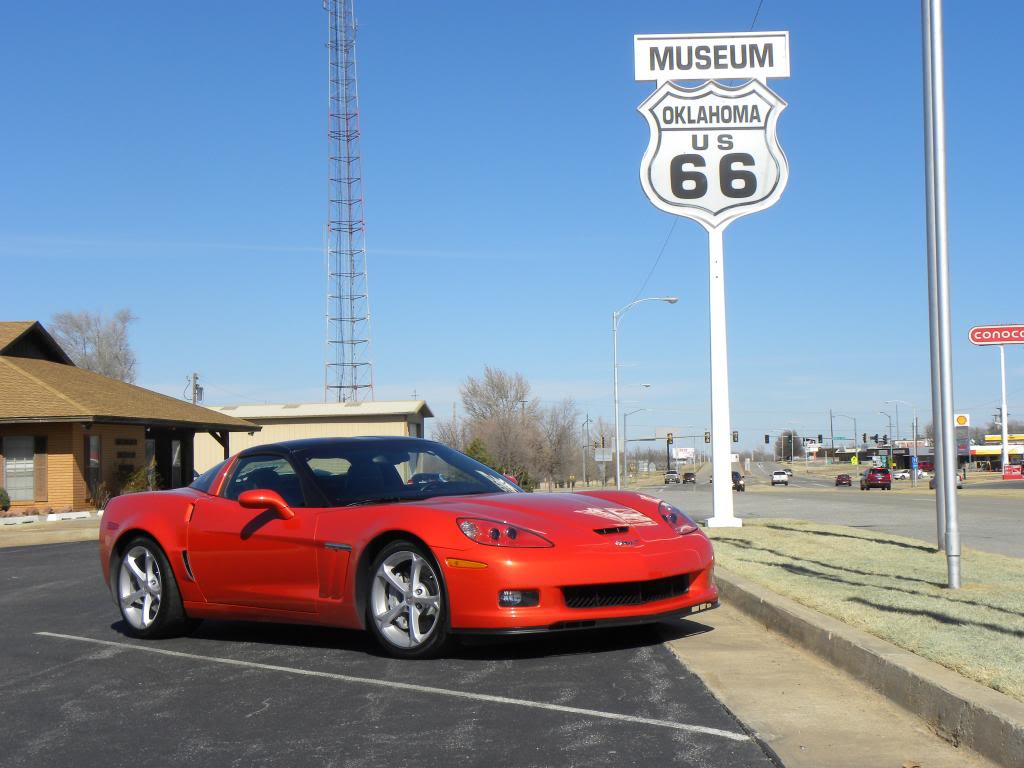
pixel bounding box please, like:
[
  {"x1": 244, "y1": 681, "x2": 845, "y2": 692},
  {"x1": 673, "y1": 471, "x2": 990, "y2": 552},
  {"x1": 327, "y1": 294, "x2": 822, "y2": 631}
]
[{"x1": 593, "y1": 526, "x2": 630, "y2": 535}]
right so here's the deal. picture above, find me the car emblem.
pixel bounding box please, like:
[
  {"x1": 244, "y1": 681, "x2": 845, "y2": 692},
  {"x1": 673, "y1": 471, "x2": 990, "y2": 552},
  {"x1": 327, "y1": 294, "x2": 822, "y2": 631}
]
[{"x1": 614, "y1": 538, "x2": 640, "y2": 547}]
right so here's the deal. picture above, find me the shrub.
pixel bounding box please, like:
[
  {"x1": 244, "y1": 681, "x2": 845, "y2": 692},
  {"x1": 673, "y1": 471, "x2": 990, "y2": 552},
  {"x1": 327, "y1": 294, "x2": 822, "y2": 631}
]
[
  {"x1": 117, "y1": 464, "x2": 162, "y2": 495},
  {"x1": 0, "y1": 487, "x2": 9, "y2": 512}
]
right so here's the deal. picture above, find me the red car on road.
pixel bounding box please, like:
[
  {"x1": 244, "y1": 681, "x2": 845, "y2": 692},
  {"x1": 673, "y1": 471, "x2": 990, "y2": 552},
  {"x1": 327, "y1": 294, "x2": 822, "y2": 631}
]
[
  {"x1": 99, "y1": 437, "x2": 719, "y2": 658},
  {"x1": 835, "y1": 474, "x2": 852, "y2": 487},
  {"x1": 860, "y1": 468, "x2": 892, "y2": 491}
]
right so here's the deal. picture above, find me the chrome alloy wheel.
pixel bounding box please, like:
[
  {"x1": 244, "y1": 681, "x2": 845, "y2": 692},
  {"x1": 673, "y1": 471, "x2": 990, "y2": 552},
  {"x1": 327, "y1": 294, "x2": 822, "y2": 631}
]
[
  {"x1": 370, "y1": 551, "x2": 442, "y2": 649},
  {"x1": 118, "y1": 545, "x2": 162, "y2": 630}
]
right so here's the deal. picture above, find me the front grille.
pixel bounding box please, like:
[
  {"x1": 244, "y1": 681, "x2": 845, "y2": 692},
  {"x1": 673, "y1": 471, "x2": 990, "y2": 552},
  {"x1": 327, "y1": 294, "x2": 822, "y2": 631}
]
[{"x1": 562, "y1": 573, "x2": 690, "y2": 609}]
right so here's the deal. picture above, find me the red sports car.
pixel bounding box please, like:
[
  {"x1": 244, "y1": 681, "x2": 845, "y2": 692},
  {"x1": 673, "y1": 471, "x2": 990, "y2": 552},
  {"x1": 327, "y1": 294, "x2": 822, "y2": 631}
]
[{"x1": 99, "y1": 437, "x2": 718, "y2": 658}]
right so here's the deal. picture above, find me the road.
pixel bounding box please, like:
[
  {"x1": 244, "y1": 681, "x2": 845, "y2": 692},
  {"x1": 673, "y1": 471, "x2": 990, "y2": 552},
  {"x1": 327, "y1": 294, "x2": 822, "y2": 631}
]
[
  {"x1": 0, "y1": 541, "x2": 778, "y2": 768},
  {"x1": 647, "y1": 464, "x2": 1024, "y2": 558}
]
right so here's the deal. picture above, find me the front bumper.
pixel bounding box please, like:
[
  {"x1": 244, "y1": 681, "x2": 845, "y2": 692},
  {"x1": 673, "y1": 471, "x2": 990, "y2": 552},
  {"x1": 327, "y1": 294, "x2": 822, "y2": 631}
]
[{"x1": 436, "y1": 534, "x2": 718, "y2": 632}]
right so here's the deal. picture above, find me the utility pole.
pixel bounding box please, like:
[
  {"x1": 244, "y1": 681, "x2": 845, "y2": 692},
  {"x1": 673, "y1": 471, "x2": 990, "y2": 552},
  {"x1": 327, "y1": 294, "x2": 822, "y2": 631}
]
[
  {"x1": 581, "y1": 414, "x2": 592, "y2": 487},
  {"x1": 184, "y1": 373, "x2": 203, "y2": 405}
]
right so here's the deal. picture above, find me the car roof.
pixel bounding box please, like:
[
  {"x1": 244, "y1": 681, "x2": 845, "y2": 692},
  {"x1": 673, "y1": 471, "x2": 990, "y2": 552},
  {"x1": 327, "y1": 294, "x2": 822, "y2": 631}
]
[{"x1": 237, "y1": 435, "x2": 436, "y2": 457}]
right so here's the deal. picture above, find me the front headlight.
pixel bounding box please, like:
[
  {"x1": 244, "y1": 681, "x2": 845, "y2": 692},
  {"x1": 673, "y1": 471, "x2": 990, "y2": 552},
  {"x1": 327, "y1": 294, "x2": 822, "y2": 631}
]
[
  {"x1": 456, "y1": 518, "x2": 553, "y2": 548},
  {"x1": 658, "y1": 501, "x2": 698, "y2": 535}
]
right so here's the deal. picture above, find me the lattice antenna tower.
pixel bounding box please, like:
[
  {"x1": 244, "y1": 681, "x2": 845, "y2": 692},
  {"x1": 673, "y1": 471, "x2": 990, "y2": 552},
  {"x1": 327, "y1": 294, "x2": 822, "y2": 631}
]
[{"x1": 324, "y1": 0, "x2": 373, "y2": 402}]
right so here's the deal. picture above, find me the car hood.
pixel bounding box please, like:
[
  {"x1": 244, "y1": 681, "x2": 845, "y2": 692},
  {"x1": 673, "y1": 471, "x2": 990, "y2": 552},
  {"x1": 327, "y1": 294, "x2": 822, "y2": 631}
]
[{"x1": 417, "y1": 490, "x2": 682, "y2": 546}]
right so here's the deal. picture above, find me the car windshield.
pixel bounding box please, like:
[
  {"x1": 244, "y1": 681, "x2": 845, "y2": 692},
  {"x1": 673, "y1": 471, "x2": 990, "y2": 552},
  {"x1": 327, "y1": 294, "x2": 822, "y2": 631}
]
[{"x1": 295, "y1": 439, "x2": 520, "y2": 507}]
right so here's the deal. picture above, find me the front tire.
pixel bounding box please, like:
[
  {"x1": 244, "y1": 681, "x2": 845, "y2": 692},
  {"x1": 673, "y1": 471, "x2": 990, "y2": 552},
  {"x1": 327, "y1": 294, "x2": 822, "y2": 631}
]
[
  {"x1": 366, "y1": 541, "x2": 450, "y2": 659},
  {"x1": 116, "y1": 536, "x2": 190, "y2": 639}
]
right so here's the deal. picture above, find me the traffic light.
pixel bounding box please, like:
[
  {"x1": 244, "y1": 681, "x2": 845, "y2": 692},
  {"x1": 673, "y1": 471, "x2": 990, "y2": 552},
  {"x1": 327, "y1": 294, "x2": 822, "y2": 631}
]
[
  {"x1": 818, "y1": 434, "x2": 823, "y2": 444},
  {"x1": 704, "y1": 431, "x2": 711, "y2": 443},
  {"x1": 601, "y1": 435, "x2": 606, "y2": 448},
  {"x1": 764, "y1": 434, "x2": 770, "y2": 444},
  {"x1": 862, "y1": 433, "x2": 867, "y2": 444},
  {"x1": 871, "y1": 433, "x2": 879, "y2": 443},
  {"x1": 667, "y1": 432, "x2": 674, "y2": 444},
  {"x1": 883, "y1": 434, "x2": 888, "y2": 444},
  {"x1": 731, "y1": 430, "x2": 738, "y2": 443}
]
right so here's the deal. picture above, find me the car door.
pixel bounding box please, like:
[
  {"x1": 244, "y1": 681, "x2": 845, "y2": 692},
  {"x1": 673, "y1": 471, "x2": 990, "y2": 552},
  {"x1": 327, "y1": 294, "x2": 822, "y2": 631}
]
[{"x1": 187, "y1": 454, "x2": 319, "y2": 613}]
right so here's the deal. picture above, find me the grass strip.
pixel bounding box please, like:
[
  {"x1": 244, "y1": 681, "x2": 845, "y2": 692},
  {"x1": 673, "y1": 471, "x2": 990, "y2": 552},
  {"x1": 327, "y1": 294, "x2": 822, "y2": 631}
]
[{"x1": 706, "y1": 518, "x2": 1024, "y2": 702}]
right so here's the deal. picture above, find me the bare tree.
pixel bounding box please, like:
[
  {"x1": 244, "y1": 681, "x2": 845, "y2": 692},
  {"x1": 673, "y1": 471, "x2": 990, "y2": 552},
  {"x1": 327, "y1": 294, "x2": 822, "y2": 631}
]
[
  {"x1": 431, "y1": 413, "x2": 467, "y2": 451},
  {"x1": 536, "y1": 398, "x2": 580, "y2": 489},
  {"x1": 50, "y1": 309, "x2": 138, "y2": 383},
  {"x1": 774, "y1": 429, "x2": 804, "y2": 460}
]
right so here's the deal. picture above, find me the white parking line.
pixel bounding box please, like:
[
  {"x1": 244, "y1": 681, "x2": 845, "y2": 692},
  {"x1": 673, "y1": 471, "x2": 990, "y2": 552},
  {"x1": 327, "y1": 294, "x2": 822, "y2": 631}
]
[{"x1": 36, "y1": 632, "x2": 749, "y2": 742}]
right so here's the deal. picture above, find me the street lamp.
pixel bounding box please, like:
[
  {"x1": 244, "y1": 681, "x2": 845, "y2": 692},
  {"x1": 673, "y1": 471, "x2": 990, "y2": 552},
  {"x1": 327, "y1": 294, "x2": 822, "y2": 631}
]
[
  {"x1": 887, "y1": 399, "x2": 919, "y2": 486},
  {"x1": 612, "y1": 296, "x2": 678, "y2": 489},
  {"x1": 879, "y1": 411, "x2": 894, "y2": 469},
  {"x1": 623, "y1": 407, "x2": 648, "y2": 482},
  {"x1": 833, "y1": 413, "x2": 857, "y2": 455}
]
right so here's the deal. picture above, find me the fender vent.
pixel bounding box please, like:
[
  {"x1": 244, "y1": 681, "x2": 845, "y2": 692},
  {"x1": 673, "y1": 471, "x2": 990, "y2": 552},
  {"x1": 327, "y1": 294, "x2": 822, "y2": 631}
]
[
  {"x1": 181, "y1": 550, "x2": 196, "y2": 581},
  {"x1": 594, "y1": 526, "x2": 630, "y2": 535}
]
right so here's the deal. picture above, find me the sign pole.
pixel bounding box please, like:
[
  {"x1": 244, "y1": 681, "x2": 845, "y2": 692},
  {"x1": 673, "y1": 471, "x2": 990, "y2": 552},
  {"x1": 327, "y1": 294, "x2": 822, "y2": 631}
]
[
  {"x1": 1000, "y1": 344, "x2": 1009, "y2": 470},
  {"x1": 705, "y1": 225, "x2": 738, "y2": 527}
]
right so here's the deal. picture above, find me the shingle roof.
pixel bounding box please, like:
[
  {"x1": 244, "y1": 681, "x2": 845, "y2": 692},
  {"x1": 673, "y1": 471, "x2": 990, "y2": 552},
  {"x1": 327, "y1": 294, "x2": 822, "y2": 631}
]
[
  {"x1": 0, "y1": 321, "x2": 36, "y2": 350},
  {"x1": 0, "y1": 354, "x2": 258, "y2": 432}
]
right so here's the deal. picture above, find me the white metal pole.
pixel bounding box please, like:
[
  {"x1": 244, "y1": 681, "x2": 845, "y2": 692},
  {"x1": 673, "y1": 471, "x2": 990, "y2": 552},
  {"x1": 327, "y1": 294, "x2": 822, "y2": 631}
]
[
  {"x1": 926, "y1": 0, "x2": 960, "y2": 588},
  {"x1": 922, "y1": 0, "x2": 946, "y2": 551},
  {"x1": 1000, "y1": 344, "x2": 1010, "y2": 471},
  {"x1": 612, "y1": 312, "x2": 621, "y2": 490},
  {"x1": 705, "y1": 226, "x2": 739, "y2": 527}
]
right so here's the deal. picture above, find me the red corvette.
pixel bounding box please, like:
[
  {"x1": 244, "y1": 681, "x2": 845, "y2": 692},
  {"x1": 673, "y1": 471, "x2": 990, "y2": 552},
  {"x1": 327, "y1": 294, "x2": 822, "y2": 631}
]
[{"x1": 99, "y1": 437, "x2": 718, "y2": 658}]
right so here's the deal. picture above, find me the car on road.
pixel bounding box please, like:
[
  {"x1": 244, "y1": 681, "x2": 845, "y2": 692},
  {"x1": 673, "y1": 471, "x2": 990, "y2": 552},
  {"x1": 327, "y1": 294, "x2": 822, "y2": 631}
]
[
  {"x1": 835, "y1": 474, "x2": 852, "y2": 487},
  {"x1": 682, "y1": 472, "x2": 696, "y2": 484},
  {"x1": 860, "y1": 468, "x2": 892, "y2": 490},
  {"x1": 929, "y1": 471, "x2": 964, "y2": 490},
  {"x1": 783, "y1": 468, "x2": 793, "y2": 477},
  {"x1": 771, "y1": 470, "x2": 789, "y2": 486},
  {"x1": 892, "y1": 470, "x2": 911, "y2": 480},
  {"x1": 732, "y1": 471, "x2": 745, "y2": 492},
  {"x1": 664, "y1": 469, "x2": 681, "y2": 484},
  {"x1": 99, "y1": 437, "x2": 719, "y2": 659}
]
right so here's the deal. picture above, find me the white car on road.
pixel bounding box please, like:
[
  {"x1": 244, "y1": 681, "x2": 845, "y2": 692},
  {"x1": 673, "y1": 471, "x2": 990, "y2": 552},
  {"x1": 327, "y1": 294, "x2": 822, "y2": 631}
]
[{"x1": 771, "y1": 470, "x2": 789, "y2": 486}]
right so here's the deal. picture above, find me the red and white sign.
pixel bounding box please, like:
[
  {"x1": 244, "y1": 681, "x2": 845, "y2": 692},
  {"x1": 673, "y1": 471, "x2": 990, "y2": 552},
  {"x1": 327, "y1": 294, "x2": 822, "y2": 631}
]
[
  {"x1": 968, "y1": 324, "x2": 1024, "y2": 345},
  {"x1": 1003, "y1": 464, "x2": 1023, "y2": 480}
]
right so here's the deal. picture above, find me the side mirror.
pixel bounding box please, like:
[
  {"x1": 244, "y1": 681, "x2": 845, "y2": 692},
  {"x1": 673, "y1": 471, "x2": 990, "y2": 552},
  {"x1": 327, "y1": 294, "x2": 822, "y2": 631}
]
[
  {"x1": 238, "y1": 489, "x2": 295, "y2": 520},
  {"x1": 504, "y1": 474, "x2": 519, "y2": 486}
]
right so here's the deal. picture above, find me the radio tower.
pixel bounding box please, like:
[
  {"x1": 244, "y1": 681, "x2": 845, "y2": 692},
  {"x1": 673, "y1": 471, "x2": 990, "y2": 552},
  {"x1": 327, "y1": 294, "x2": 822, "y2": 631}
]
[{"x1": 324, "y1": 0, "x2": 373, "y2": 402}]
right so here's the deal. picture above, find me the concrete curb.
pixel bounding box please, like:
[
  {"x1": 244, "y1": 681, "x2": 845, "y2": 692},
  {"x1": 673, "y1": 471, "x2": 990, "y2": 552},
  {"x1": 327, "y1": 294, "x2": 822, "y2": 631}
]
[
  {"x1": 2, "y1": 511, "x2": 98, "y2": 526},
  {"x1": 716, "y1": 567, "x2": 1024, "y2": 768}
]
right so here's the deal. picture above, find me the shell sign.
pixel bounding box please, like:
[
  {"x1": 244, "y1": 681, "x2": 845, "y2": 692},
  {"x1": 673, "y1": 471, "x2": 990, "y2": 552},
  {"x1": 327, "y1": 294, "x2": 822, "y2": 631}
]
[{"x1": 954, "y1": 414, "x2": 970, "y2": 427}]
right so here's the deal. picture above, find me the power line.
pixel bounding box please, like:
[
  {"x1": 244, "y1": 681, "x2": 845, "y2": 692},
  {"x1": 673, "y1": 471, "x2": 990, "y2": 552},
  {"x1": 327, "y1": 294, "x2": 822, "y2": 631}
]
[
  {"x1": 749, "y1": 0, "x2": 766, "y2": 30},
  {"x1": 630, "y1": 219, "x2": 678, "y2": 302}
]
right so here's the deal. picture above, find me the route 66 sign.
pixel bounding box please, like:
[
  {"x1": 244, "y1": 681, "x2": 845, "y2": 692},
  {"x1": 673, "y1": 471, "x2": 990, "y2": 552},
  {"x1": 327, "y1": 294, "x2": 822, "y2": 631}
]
[{"x1": 638, "y1": 79, "x2": 789, "y2": 230}]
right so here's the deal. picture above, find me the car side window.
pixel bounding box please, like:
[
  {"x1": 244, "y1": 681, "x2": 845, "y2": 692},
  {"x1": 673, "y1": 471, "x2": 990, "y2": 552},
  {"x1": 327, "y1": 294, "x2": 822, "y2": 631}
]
[{"x1": 222, "y1": 455, "x2": 306, "y2": 508}]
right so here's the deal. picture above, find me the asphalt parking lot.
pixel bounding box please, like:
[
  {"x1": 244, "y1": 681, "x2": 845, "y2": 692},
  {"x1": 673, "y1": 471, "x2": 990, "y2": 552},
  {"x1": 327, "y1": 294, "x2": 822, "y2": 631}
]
[{"x1": 1, "y1": 541, "x2": 779, "y2": 768}]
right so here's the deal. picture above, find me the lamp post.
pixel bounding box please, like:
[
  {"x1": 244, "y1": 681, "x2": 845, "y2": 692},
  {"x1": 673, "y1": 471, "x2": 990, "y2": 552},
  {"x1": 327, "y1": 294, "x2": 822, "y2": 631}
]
[
  {"x1": 612, "y1": 297, "x2": 678, "y2": 489},
  {"x1": 581, "y1": 414, "x2": 592, "y2": 487},
  {"x1": 622, "y1": 407, "x2": 648, "y2": 482},
  {"x1": 880, "y1": 411, "x2": 894, "y2": 468},
  {"x1": 834, "y1": 414, "x2": 857, "y2": 452},
  {"x1": 887, "y1": 399, "x2": 918, "y2": 486}
]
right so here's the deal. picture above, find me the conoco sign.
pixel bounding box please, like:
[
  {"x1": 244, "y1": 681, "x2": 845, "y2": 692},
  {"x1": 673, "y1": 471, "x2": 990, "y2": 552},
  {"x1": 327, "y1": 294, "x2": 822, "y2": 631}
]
[{"x1": 968, "y1": 325, "x2": 1024, "y2": 345}]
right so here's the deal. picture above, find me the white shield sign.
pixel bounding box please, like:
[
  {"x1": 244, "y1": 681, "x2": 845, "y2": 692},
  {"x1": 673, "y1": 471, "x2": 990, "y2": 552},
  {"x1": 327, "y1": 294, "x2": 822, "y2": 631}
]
[{"x1": 638, "y1": 79, "x2": 789, "y2": 229}]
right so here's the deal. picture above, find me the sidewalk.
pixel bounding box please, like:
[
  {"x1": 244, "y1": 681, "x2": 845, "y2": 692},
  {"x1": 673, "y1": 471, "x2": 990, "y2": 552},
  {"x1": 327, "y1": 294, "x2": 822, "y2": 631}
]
[
  {"x1": 0, "y1": 517, "x2": 100, "y2": 549},
  {"x1": 666, "y1": 602, "x2": 999, "y2": 768}
]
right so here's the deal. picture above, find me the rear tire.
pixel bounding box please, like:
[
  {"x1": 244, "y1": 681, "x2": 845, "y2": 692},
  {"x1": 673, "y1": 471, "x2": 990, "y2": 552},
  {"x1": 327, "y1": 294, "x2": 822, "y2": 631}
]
[{"x1": 115, "y1": 536, "x2": 190, "y2": 639}]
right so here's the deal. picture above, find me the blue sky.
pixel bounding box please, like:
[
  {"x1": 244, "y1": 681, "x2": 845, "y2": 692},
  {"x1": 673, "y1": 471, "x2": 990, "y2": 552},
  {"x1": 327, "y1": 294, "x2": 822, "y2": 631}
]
[{"x1": 1, "y1": 1, "x2": 1021, "y2": 450}]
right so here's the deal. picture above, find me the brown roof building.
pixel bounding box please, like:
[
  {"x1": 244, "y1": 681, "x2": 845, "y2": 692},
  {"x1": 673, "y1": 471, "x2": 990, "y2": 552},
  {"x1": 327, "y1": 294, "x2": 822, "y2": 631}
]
[{"x1": 0, "y1": 321, "x2": 258, "y2": 510}]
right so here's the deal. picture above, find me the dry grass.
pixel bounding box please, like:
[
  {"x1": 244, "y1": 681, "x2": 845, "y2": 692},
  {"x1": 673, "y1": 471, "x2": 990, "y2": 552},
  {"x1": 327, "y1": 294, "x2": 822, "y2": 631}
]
[{"x1": 707, "y1": 519, "x2": 1024, "y2": 702}]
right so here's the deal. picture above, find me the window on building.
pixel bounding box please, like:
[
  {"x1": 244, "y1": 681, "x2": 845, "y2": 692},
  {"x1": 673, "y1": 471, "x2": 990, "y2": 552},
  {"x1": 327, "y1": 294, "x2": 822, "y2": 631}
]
[
  {"x1": 85, "y1": 435, "x2": 101, "y2": 499},
  {"x1": 170, "y1": 440, "x2": 181, "y2": 488},
  {"x1": 3, "y1": 436, "x2": 34, "y2": 502}
]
